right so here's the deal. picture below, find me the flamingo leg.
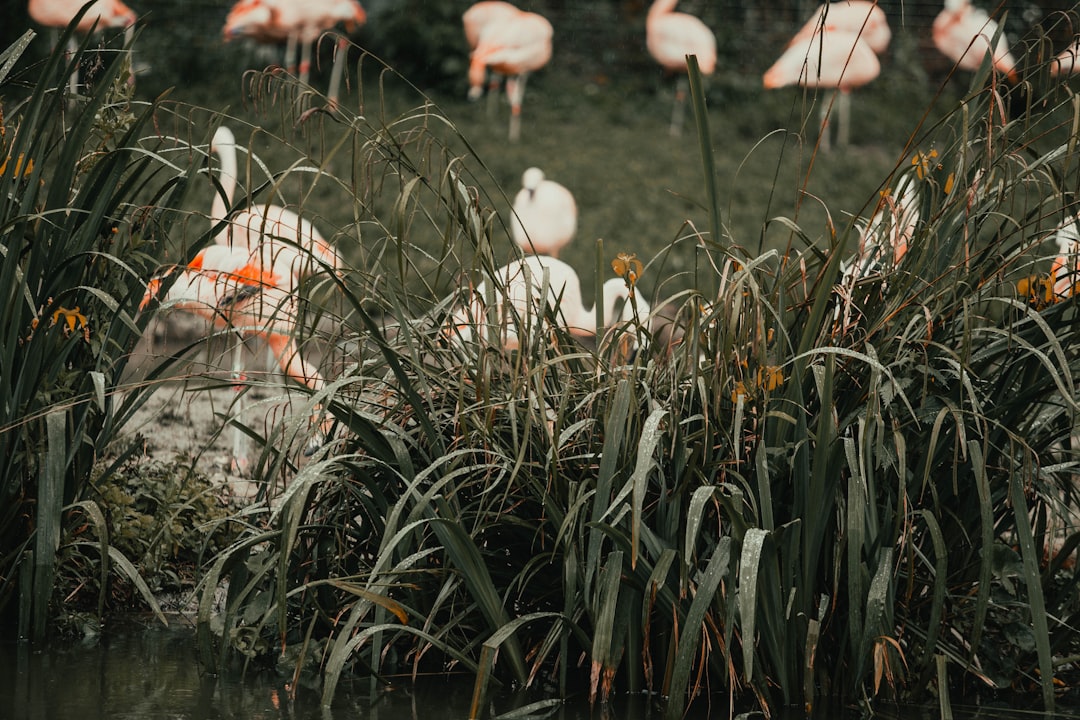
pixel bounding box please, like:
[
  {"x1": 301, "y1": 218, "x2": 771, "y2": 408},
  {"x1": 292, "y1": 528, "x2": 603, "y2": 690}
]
[
  {"x1": 298, "y1": 35, "x2": 312, "y2": 85},
  {"x1": 506, "y1": 72, "x2": 529, "y2": 142},
  {"x1": 817, "y1": 99, "x2": 832, "y2": 153},
  {"x1": 285, "y1": 32, "x2": 298, "y2": 76},
  {"x1": 837, "y1": 91, "x2": 852, "y2": 149},
  {"x1": 671, "y1": 75, "x2": 688, "y2": 137},
  {"x1": 326, "y1": 37, "x2": 348, "y2": 108},
  {"x1": 229, "y1": 334, "x2": 250, "y2": 474}
]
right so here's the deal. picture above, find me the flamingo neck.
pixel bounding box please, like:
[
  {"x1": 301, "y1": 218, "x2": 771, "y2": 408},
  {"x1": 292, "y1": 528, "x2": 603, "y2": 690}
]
[
  {"x1": 648, "y1": 0, "x2": 680, "y2": 21},
  {"x1": 211, "y1": 137, "x2": 239, "y2": 223}
]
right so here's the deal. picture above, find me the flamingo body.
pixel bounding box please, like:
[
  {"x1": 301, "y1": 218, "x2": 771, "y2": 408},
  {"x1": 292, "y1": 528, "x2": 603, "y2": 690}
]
[
  {"x1": 467, "y1": 8, "x2": 552, "y2": 141},
  {"x1": 511, "y1": 168, "x2": 577, "y2": 258},
  {"x1": 646, "y1": 0, "x2": 717, "y2": 75},
  {"x1": 28, "y1": 0, "x2": 135, "y2": 33},
  {"x1": 1049, "y1": 217, "x2": 1080, "y2": 299},
  {"x1": 932, "y1": 0, "x2": 1017, "y2": 82},
  {"x1": 141, "y1": 244, "x2": 324, "y2": 392},
  {"x1": 453, "y1": 255, "x2": 649, "y2": 350},
  {"x1": 1051, "y1": 37, "x2": 1080, "y2": 77},
  {"x1": 790, "y1": 1, "x2": 890, "y2": 55},
  {"x1": 764, "y1": 29, "x2": 880, "y2": 91},
  {"x1": 463, "y1": 1, "x2": 519, "y2": 50},
  {"x1": 210, "y1": 126, "x2": 340, "y2": 278}
]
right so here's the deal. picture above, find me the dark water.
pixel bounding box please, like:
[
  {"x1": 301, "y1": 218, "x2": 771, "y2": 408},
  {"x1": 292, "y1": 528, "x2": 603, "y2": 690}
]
[
  {"x1": 0, "y1": 617, "x2": 716, "y2": 720},
  {"x1": 0, "y1": 618, "x2": 1054, "y2": 720}
]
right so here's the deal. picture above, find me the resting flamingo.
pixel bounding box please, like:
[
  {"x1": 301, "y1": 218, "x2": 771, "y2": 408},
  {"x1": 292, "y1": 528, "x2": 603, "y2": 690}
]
[
  {"x1": 789, "y1": 1, "x2": 891, "y2": 54},
  {"x1": 210, "y1": 125, "x2": 340, "y2": 278},
  {"x1": 467, "y1": 8, "x2": 553, "y2": 142},
  {"x1": 763, "y1": 29, "x2": 881, "y2": 151},
  {"x1": 932, "y1": 0, "x2": 1017, "y2": 83},
  {"x1": 223, "y1": 0, "x2": 366, "y2": 106},
  {"x1": 645, "y1": 0, "x2": 717, "y2": 136},
  {"x1": 27, "y1": 0, "x2": 137, "y2": 96},
  {"x1": 141, "y1": 244, "x2": 326, "y2": 471},
  {"x1": 510, "y1": 167, "x2": 577, "y2": 258},
  {"x1": 451, "y1": 255, "x2": 650, "y2": 351}
]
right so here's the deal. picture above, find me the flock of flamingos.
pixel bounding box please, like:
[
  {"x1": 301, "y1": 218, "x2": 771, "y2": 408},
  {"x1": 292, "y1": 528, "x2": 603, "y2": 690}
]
[{"x1": 20, "y1": 0, "x2": 1080, "y2": 469}]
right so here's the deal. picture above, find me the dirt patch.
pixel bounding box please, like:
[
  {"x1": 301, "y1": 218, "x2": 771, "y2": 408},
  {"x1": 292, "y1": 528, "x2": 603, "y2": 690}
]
[{"x1": 121, "y1": 314, "x2": 323, "y2": 500}]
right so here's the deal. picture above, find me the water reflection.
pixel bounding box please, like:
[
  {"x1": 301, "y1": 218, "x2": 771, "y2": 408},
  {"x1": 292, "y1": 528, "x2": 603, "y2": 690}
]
[{"x1": 0, "y1": 619, "x2": 1019, "y2": 720}]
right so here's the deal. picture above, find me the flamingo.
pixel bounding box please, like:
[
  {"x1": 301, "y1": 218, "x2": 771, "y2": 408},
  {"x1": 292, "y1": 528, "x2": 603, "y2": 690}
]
[
  {"x1": 932, "y1": 0, "x2": 1018, "y2": 83},
  {"x1": 210, "y1": 125, "x2": 340, "y2": 278},
  {"x1": 467, "y1": 8, "x2": 553, "y2": 142},
  {"x1": 141, "y1": 244, "x2": 326, "y2": 471},
  {"x1": 1049, "y1": 216, "x2": 1080, "y2": 300},
  {"x1": 1050, "y1": 36, "x2": 1080, "y2": 77},
  {"x1": 763, "y1": 28, "x2": 881, "y2": 151},
  {"x1": 462, "y1": 1, "x2": 520, "y2": 113},
  {"x1": 645, "y1": 0, "x2": 717, "y2": 136},
  {"x1": 510, "y1": 167, "x2": 577, "y2": 258},
  {"x1": 834, "y1": 174, "x2": 920, "y2": 329},
  {"x1": 789, "y1": 1, "x2": 891, "y2": 55},
  {"x1": 27, "y1": 0, "x2": 137, "y2": 96},
  {"x1": 223, "y1": 0, "x2": 366, "y2": 106},
  {"x1": 452, "y1": 255, "x2": 650, "y2": 352}
]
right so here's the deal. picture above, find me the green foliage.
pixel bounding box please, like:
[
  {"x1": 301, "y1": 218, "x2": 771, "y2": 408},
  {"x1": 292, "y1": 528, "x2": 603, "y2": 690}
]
[
  {"x1": 0, "y1": 23, "x2": 199, "y2": 636},
  {"x1": 190, "y1": 51, "x2": 1080, "y2": 718}
]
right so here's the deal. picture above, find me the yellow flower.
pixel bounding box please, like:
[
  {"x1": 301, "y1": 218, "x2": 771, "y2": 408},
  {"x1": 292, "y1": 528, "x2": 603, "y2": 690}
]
[
  {"x1": 911, "y1": 149, "x2": 940, "y2": 181},
  {"x1": 0, "y1": 153, "x2": 33, "y2": 178},
  {"x1": 756, "y1": 365, "x2": 785, "y2": 392},
  {"x1": 611, "y1": 252, "x2": 643, "y2": 288},
  {"x1": 51, "y1": 306, "x2": 90, "y2": 340}
]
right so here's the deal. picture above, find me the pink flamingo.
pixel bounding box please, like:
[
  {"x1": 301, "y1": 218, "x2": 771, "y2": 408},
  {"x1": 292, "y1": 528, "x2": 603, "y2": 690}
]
[
  {"x1": 763, "y1": 28, "x2": 881, "y2": 151},
  {"x1": 646, "y1": 0, "x2": 717, "y2": 136},
  {"x1": 210, "y1": 125, "x2": 340, "y2": 278},
  {"x1": 27, "y1": 0, "x2": 137, "y2": 95},
  {"x1": 932, "y1": 0, "x2": 1017, "y2": 83},
  {"x1": 223, "y1": 0, "x2": 366, "y2": 106},
  {"x1": 789, "y1": 1, "x2": 891, "y2": 55},
  {"x1": 462, "y1": 1, "x2": 520, "y2": 111},
  {"x1": 1049, "y1": 216, "x2": 1080, "y2": 300},
  {"x1": 467, "y1": 8, "x2": 553, "y2": 142},
  {"x1": 452, "y1": 255, "x2": 650, "y2": 351},
  {"x1": 510, "y1": 167, "x2": 577, "y2": 258},
  {"x1": 141, "y1": 244, "x2": 326, "y2": 470}
]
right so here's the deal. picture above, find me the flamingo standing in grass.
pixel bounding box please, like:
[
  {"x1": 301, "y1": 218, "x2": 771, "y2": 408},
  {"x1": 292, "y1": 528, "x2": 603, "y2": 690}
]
[
  {"x1": 223, "y1": 0, "x2": 366, "y2": 106},
  {"x1": 463, "y1": 0, "x2": 519, "y2": 110},
  {"x1": 511, "y1": 167, "x2": 577, "y2": 258},
  {"x1": 452, "y1": 255, "x2": 650, "y2": 351},
  {"x1": 789, "y1": 1, "x2": 891, "y2": 55},
  {"x1": 763, "y1": 28, "x2": 881, "y2": 151},
  {"x1": 467, "y1": 7, "x2": 553, "y2": 142},
  {"x1": 932, "y1": 0, "x2": 1018, "y2": 82},
  {"x1": 210, "y1": 125, "x2": 341, "y2": 278},
  {"x1": 645, "y1": 0, "x2": 717, "y2": 136},
  {"x1": 141, "y1": 243, "x2": 326, "y2": 471},
  {"x1": 27, "y1": 0, "x2": 137, "y2": 95}
]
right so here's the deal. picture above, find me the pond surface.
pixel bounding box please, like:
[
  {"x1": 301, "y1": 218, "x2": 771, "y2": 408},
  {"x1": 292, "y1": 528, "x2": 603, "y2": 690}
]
[{"x1": 0, "y1": 618, "x2": 1059, "y2": 720}]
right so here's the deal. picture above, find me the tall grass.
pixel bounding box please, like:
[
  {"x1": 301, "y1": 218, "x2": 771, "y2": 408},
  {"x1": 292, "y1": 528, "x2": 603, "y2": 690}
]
[
  {"x1": 4, "y1": 17, "x2": 1080, "y2": 720},
  {"x1": 0, "y1": 22, "x2": 201, "y2": 635},
  {"x1": 175, "y1": 48, "x2": 1080, "y2": 719}
]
